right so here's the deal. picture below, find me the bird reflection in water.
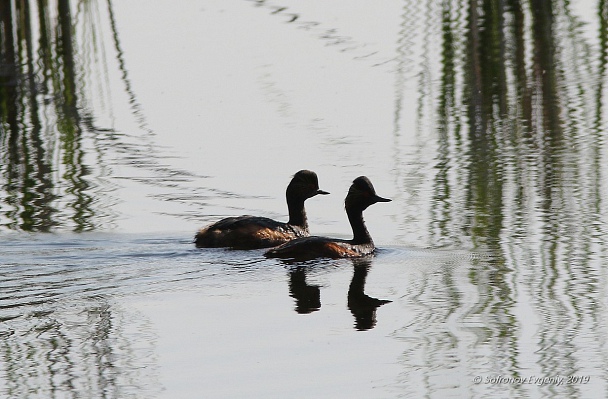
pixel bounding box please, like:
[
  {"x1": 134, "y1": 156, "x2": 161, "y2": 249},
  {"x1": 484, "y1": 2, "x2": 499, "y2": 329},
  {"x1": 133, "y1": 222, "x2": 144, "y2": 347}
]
[
  {"x1": 288, "y1": 266, "x2": 321, "y2": 314},
  {"x1": 347, "y1": 259, "x2": 392, "y2": 331},
  {"x1": 284, "y1": 259, "x2": 391, "y2": 330}
]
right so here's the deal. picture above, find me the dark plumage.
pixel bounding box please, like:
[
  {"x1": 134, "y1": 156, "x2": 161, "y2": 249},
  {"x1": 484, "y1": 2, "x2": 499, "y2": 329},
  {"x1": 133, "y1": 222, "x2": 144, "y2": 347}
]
[
  {"x1": 194, "y1": 170, "x2": 328, "y2": 249},
  {"x1": 265, "y1": 176, "x2": 390, "y2": 259}
]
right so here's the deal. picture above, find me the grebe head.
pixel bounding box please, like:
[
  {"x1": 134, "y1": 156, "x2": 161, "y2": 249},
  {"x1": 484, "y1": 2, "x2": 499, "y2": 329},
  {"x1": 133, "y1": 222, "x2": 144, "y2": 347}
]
[
  {"x1": 287, "y1": 170, "x2": 330, "y2": 200},
  {"x1": 345, "y1": 176, "x2": 391, "y2": 211}
]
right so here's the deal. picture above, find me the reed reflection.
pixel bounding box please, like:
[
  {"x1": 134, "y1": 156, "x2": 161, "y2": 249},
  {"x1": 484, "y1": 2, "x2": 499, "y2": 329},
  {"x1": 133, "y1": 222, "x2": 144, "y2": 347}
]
[
  {"x1": 0, "y1": 0, "x2": 140, "y2": 231},
  {"x1": 0, "y1": 300, "x2": 161, "y2": 398},
  {"x1": 403, "y1": 0, "x2": 607, "y2": 251},
  {"x1": 396, "y1": 0, "x2": 608, "y2": 394}
]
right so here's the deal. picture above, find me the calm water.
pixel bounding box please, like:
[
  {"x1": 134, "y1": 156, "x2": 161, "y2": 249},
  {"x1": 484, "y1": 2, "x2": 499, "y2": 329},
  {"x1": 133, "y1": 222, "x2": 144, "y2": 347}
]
[{"x1": 2, "y1": 0, "x2": 608, "y2": 398}]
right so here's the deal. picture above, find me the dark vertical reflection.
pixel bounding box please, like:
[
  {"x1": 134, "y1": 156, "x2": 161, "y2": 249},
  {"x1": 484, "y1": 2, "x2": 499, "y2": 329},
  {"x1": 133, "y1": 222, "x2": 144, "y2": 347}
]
[
  {"x1": 463, "y1": 1, "x2": 518, "y2": 375},
  {"x1": 432, "y1": 0, "x2": 456, "y2": 245},
  {"x1": 18, "y1": 0, "x2": 58, "y2": 231},
  {"x1": 598, "y1": 0, "x2": 608, "y2": 121},
  {"x1": 510, "y1": 0, "x2": 533, "y2": 126},
  {"x1": 57, "y1": 0, "x2": 95, "y2": 231},
  {"x1": 288, "y1": 266, "x2": 321, "y2": 314},
  {"x1": 0, "y1": 0, "x2": 120, "y2": 231},
  {"x1": 464, "y1": 0, "x2": 506, "y2": 253},
  {"x1": 1, "y1": 0, "x2": 21, "y2": 230},
  {"x1": 347, "y1": 259, "x2": 391, "y2": 331},
  {"x1": 395, "y1": 0, "x2": 608, "y2": 395},
  {"x1": 531, "y1": 0, "x2": 561, "y2": 137}
]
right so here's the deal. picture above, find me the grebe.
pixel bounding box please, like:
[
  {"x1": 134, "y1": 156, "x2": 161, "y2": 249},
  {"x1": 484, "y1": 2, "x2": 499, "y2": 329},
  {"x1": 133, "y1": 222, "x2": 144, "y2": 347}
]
[
  {"x1": 265, "y1": 176, "x2": 390, "y2": 259},
  {"x1": 195, "y1": 170, "x2": 328, "y2": 249}
]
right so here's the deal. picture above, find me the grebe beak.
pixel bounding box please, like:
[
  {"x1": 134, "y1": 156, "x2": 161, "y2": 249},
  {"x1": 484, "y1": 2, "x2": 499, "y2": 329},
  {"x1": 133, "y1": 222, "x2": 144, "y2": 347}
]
[
  {"x1": 316, "y1": 189, "x2": 330, "y2": 195},
  {"x1": 373, "y1": 195, "x2": 391, "y2": 203}
]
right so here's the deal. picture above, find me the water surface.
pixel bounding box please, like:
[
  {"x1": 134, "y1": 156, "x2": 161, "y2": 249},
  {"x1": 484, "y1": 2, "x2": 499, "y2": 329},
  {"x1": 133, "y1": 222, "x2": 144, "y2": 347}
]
[{"x1": 2, "y1": 0, "x2": 608, "y2": 398}]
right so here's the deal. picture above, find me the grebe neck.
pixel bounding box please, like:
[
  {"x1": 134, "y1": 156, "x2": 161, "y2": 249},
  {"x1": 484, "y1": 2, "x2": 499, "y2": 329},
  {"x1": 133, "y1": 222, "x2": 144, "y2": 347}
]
[
  {"x1": 287, "y1": 197, "x2": 308, "y2": 230},
  {"x1": 347, "y1": 207, "x2": 372, "y2": 244}
]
